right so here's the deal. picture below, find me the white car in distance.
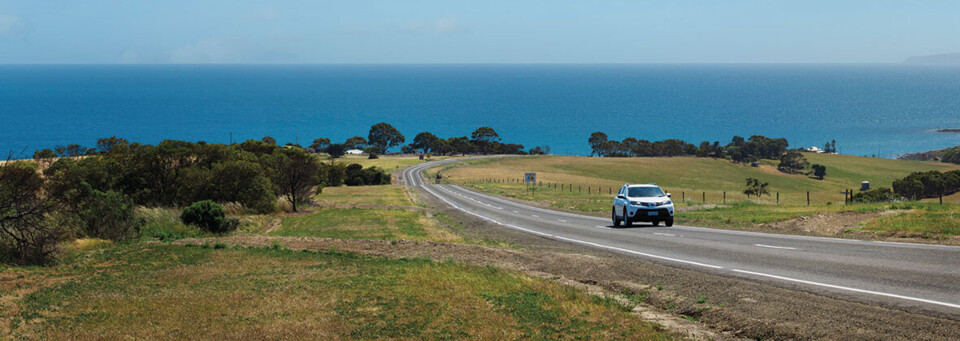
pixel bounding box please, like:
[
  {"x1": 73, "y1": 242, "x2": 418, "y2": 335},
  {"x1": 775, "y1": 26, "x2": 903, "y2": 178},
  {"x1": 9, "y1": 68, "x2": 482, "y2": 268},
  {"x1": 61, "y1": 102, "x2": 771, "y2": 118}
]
[{"x1": 612, "y1": 184, "x2": 674, "y2": 227}]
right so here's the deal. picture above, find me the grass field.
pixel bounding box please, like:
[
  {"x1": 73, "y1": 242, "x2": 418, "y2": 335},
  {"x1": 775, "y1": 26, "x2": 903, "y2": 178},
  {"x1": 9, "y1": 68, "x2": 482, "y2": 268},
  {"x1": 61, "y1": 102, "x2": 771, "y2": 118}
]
[
  {"x1": 433, "y1": 154, "x2": 960, "y2": 208},
  {"x1": 1, "y1": 244, "x2": 675, "y2": 340},
  {"x1": 337, "y1": 155, "x2": 447, "y2": 173},
  {"x1": 430, "y1": 154, "x2": 960, "y2": 239},
  {"x1": 272, "y1": 208, "x2": 462, "y2": 242}
]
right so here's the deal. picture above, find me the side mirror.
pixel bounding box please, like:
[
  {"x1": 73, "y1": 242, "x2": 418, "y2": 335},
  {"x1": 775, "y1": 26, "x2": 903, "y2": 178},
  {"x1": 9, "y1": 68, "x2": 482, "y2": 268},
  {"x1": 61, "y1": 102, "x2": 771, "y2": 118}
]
[
  {"x1": 666, "y1": 193, "x2": 672, "y2": 198},
  {"x1": 617, "y1": 194, "x2": 626, "y2": 199}
]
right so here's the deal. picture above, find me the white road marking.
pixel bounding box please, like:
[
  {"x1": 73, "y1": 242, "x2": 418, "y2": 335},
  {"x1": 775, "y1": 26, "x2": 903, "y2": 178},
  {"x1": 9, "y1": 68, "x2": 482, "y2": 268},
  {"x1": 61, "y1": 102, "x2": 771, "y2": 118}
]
[
  {"x1": 531, "y1": 215, "x2": 540, "y2": 218},
  {"x1": 558, "y1": 219, "x2": 568, "y2": 223},
  {"x1": 653, "y1": 233, "x2": 675, "y2": 237},
  {"x1": 754, "y1": 244, "x2": 799, "y2": 250},
  {"x1": 732, "y1": 269, "x2": 960, "y2": 310},
  {"x1": 513, "y1": 210, "x2": 520, "y2": 213},
  {"x1": 595, "y1": 225, "x2": 608, "y2": 229}
]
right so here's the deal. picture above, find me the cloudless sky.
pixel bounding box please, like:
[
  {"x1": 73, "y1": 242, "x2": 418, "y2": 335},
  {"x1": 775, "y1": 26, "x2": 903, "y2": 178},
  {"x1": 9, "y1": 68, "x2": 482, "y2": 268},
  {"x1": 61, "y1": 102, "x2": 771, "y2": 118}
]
[{"x1": 1, "y1": 0, "x2": 958, "y2": 64}]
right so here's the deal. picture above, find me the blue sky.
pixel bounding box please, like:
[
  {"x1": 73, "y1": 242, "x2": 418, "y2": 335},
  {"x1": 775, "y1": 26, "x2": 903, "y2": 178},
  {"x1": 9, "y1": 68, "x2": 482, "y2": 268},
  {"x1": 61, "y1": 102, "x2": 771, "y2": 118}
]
[{"x1": 0, "y1": 0, "x2": 957, "y2": 64}]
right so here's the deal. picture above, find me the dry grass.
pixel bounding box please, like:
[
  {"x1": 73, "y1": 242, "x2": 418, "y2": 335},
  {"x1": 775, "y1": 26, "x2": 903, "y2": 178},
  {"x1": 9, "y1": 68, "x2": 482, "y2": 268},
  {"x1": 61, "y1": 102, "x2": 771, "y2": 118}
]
[
  {"x1": 274, "y1": 208, "x2": 463, "y2": 243},
  {"x1": 432, "y1": 154, "x2": 960, "y2": 212},
  {"x1": 316, "y1": 185, "x2": 414, "y2": 207},
  {"x1": 3, "y1": 244, "x2": 677, "y2": 340}
]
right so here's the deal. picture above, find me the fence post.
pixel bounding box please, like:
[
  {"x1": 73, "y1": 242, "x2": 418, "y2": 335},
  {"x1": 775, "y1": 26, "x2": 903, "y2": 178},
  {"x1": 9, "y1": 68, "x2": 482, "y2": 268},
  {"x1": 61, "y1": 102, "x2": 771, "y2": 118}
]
[
  {"x1": 702, "y1": 192, "x2": 706, "y2": 204},
  {"x1": 682, "y1": 192, "x2": 685, "y2": 202},
  {"x1": 807, "y1": 191, "x2": 810, "y2": 206},
  {"x1": 776, "y1": 192, "x2": 779, "y2": 205},
  {"x1": 723, "y1": 191, "x2": 726, "y2": 203},
  {"x1": 578, "y1": 185, "x2": 581, "y2": 193},
  {"x1": 588, "y1": 187, "x2": 591, "y2": 194}
]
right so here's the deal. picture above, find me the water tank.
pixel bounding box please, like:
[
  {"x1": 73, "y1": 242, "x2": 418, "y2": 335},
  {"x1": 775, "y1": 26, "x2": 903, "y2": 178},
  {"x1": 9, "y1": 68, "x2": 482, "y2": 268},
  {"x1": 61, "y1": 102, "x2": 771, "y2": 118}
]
[{"x1": 861, "y1": 181, "x2": 870, "y2": 191}]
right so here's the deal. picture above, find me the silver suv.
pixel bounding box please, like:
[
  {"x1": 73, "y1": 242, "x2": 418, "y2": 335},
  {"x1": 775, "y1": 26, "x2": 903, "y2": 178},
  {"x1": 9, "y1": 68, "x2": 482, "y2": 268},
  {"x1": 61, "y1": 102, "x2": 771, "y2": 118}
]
[{"x1": 612, "y1": 184, "x2": 674, "y2": 227}]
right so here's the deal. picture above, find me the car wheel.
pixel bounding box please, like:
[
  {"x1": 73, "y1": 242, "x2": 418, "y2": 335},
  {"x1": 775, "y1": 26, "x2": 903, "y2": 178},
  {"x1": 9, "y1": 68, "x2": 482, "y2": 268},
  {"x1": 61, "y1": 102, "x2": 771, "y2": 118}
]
[
  {"x1": 624, "y1": 212, "x2": 633, "y2": 226},
  {"x1": 665, "y1": 218, "x2": 674, "y2": 227},
  {"x1": 652, "y1": 220, "x2": 659, "y2": 227},
  {"x1": 612, "y1": 207, "x2": 621, "y2": 227}
]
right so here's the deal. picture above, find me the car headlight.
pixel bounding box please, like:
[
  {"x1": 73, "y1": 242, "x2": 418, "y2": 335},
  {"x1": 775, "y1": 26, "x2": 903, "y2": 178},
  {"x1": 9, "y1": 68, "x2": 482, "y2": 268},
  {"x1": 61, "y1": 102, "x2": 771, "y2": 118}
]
[
  {"x1": 630, "y1": 201, "x2": 642, "y2": 206},
  {"x1": 657, "y1": 200, "x2": 672, "y2": 206}
]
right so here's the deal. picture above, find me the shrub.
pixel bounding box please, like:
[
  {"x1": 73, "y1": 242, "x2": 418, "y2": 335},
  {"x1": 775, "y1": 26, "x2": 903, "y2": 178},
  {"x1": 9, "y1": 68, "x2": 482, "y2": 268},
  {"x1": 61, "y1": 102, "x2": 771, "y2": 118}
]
[
  {"x1": 180, "y1": 200, "x2": 238, "y2": 233},
  {"x1": 852, "y1": 187, "x2": 904, "y2": 203},
  {"x1": 77, "y1": 190, "x2": 141, "y2": 241},
  {"x1": 0, "y1": 162, "x2": 67, "y2": 265}
]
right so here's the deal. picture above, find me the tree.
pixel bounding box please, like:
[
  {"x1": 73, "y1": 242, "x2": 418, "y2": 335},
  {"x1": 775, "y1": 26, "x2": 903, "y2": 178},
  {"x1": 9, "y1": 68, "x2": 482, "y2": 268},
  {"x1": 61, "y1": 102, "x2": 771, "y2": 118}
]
[
  {"x1": 743, "y1": 178, "x2": 770, "y2": 199},
  {"x1": 812, "y1": 164, "x2": 827, "y2": 180},
  {"x1": 32, "y1": 149, "x2": 56, "y2": 166},
  {"x1": 265, "y1": 149, "x2": 321, "y2": 212},
  {"x1": 470, "y1": 127, "x2": 500, "y2": 154},
  {"x1": 777, "y1": 151, "x2": 809, "y2": 174},
  {"x1": 368, "y1": 123, "x2": 405, "y2": 154},
  {"x1": 448, "y1": 136, "x2": 472, "y2": 155},
  {"x1": 261, "y1": 136, "x2": 277, "y2": 145},
  {"x1": 76, "y1": 189, "x2": 140, "y2": 241},
  {"x1": 344, "y1": 136, "x2": 368, "y2": 150},
  {"x1": 412, "y1": 132, "x2": 439, "y2": 153},
  {"x1": 0, "y1": 162, "x2": 65, "y2": 264},
  {"x1": 96, "y1": 136, "x2": 130, "y2": 154},
  {"x1": 56, "y1": 144, "x2": 88, "y2": 158},
  {"x1": 325, "y1": 143, "x2": 347, "y2": 159},
  {"x1": 310, "y1": 138, "x2": 330, "y2": 152},
  {"x1": 588, "y1": 132, "x2": 608, "y2": 156},
  {"x1": 209, "y1": 160, "x2": 277, "y2": 213},
  {"x1": 430, "y1": 139, "x2": 451, "y2": 155}
]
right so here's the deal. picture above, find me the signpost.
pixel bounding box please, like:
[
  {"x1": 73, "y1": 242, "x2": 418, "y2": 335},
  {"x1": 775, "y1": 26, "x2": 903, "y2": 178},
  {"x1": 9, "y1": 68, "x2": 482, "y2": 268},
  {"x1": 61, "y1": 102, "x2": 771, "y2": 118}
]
[{"x1": 525, "y1": 173, "x2": 536, "y2": 195}]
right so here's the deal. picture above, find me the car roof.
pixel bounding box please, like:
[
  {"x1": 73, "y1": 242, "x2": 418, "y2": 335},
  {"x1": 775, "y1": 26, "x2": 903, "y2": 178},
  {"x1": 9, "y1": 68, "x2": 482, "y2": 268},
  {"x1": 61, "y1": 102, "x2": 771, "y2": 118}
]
[{"x1": 627, "y1": 184, "x2": 659, "y2": 188}]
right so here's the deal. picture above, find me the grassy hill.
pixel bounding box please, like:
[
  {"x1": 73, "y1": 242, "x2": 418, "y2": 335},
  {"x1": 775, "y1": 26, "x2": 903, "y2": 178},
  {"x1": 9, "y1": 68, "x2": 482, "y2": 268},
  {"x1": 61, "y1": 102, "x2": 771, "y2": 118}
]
[
  {"x1": 429, "y1": 154, "x2": 960, "y2": 241},
  {"x1": 433, "y1": 153, "x2": 960, "y2": 206}
]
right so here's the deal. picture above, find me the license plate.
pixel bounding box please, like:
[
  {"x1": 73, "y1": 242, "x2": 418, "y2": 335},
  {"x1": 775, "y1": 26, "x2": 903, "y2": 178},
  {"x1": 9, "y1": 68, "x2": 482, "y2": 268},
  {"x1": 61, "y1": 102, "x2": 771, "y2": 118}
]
[{"x1": 647, "y1": 211, "x2": 658, "y2": 216}]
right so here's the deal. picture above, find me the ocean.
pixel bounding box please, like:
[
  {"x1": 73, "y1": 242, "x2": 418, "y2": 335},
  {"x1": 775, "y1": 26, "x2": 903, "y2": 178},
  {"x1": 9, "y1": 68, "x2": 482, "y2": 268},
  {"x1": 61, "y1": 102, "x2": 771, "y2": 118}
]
[{"x1": 2, "y1": 64, "x2": 959, "y2": 158}]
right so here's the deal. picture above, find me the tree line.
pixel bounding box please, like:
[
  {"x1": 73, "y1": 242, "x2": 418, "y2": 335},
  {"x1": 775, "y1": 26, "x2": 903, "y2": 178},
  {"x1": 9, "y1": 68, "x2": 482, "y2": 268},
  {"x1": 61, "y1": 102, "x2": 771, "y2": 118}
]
[
  {"x1": 4, "y1": 137, "x2": 390, "y2": 264},
  {"x1": 588, "y1": 132, "x2": 788, "y2": 162},
  {"x1": 305, "y1": 123, "x2": 544, "y2": 157}
]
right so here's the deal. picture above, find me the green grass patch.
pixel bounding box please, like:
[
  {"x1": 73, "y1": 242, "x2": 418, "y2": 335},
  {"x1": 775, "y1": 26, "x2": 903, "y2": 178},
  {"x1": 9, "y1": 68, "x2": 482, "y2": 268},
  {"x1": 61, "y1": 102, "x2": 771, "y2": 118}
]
[
  {"x1": 861, "y1": 204, "x2": 960, "y2": 238},
  {"x1": 5, "y1": 244, "x2": 676, "y2": 340}
]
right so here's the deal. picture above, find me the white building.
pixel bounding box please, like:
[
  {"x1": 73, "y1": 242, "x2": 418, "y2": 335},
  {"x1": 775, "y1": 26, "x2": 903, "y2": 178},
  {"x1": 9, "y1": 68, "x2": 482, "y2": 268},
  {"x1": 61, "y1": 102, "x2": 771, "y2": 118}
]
[
  {"x1": 806, "y1": 146, "x2": 825, "y2": 153},
  {"x1": 345, "y1": 149, "x2": 364, "y2": 155}
]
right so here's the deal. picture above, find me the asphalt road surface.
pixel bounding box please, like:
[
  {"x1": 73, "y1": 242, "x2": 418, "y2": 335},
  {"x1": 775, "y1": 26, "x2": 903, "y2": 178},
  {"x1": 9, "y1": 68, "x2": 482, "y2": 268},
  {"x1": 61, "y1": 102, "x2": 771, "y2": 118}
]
[{"x1": 402, "y1": 157, "x2": 960, "y2": 317}]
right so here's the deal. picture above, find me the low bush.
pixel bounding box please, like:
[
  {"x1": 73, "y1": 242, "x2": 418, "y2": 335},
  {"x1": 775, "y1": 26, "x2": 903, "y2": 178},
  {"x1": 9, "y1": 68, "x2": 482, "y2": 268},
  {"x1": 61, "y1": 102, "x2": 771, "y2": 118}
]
[
  {"x1": 180, "y1": 200, "x2": 238, "y2": 234},
  {"x1": 852, "y1": 187, "x2": 904, "y2": 203},
  {"x1": 77, "y1": 190, "x2": 141, "y2": 241}
]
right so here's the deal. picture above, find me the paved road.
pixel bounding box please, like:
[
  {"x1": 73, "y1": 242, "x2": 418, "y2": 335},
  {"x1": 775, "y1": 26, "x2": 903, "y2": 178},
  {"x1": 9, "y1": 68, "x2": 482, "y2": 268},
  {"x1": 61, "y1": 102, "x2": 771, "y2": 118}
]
[{"x1": 402, "y1": 158, "x2": 960, "y2": 316}]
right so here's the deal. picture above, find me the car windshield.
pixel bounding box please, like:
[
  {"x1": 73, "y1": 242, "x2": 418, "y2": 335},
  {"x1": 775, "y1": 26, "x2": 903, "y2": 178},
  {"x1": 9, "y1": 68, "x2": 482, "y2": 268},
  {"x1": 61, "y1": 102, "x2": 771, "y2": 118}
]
[{"x1": 628, "y1": 187, "x2": 665, "y2": 197}]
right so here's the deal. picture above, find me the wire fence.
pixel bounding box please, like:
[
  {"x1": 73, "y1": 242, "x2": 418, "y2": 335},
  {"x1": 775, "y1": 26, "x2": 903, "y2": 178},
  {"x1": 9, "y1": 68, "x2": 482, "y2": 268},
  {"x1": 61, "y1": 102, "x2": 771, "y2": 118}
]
[{"x1": 445, "y1": 177, "x2": 867, "y2": 206}]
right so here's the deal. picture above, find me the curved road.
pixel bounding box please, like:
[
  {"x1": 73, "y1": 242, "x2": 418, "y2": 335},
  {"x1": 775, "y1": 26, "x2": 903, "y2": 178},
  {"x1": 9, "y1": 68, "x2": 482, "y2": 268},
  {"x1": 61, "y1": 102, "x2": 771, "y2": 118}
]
[{"x1": 402, "y1": 157, "x2": 960, "y2": 317}]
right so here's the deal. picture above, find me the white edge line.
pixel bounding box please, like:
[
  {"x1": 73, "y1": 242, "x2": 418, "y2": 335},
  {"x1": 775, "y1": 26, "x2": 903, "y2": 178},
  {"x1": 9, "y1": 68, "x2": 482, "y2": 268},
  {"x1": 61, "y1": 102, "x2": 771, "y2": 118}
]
[
  {"x1": 754, "y1": 244, "x2": 799, "y2": 250},
  {"x1": 731, "y1": 269, "x2": 960, "y2": 310}
]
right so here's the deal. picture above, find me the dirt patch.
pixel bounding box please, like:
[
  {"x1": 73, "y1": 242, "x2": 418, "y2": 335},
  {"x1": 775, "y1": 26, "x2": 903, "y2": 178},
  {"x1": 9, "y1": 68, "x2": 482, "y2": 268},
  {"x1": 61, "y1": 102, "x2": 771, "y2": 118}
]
[{"x1": 763, "y1": 210, "x2": 881, "y2": 235}]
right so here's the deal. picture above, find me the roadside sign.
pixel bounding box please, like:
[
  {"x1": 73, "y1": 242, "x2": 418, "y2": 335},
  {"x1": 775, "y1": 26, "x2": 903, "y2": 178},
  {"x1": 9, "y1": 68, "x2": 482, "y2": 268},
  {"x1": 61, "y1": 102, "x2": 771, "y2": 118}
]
[{"x1": 524, "y1": 172, "x2": 536, "y2": 183}]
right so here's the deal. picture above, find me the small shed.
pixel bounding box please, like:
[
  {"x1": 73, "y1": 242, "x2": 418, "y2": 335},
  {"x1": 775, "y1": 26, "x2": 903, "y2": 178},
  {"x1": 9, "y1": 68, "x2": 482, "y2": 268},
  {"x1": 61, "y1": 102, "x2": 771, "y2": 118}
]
[{"x1": 861, "y1": 181, "x2": 870, "y2": 191}]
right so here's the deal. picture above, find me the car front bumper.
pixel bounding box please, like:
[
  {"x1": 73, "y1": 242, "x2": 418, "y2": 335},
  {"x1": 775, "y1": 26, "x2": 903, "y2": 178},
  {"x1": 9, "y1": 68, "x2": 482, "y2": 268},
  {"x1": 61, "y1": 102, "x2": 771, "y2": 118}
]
[{"x1": 626, "y1": 206, "x2": 674, "y2": 221}]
